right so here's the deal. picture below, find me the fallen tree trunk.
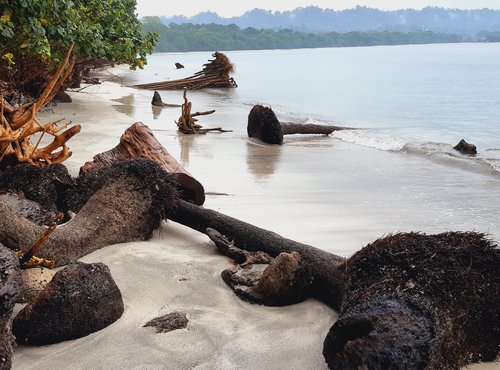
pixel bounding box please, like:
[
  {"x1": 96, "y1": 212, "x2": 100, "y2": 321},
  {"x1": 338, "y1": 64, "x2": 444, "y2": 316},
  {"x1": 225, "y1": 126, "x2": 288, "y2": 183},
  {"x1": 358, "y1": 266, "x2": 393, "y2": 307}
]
[
  {"x1": 0, "y1": 160, "x2": 178, "y2": 267},
  {"x1": 134, "y1": 52, "x2": 237, "y2": 90},
  {"x1": 248, "y1": 105, "x2": 352, "y2": 145},
  {"x1": 0, "y1": 158, "x2": 497, "y2": 369},
  {"x1": 281, "y1": 122, "x2": 349, "y2": 135},
  {"x1": 171, "y1": 199, "x2": 345, "y2": 309},
  {"x1": 170, "y1": 201, "x2": 500, "y2": 369},
  {"x1": 81, "y1": 122, "x2": 205, "y2": 205}
]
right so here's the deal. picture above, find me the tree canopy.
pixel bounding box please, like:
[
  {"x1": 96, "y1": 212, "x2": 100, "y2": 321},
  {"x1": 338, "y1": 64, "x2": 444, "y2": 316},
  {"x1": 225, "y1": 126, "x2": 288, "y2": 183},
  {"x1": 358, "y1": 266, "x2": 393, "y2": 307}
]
[
  {"x1": 0, "y1": 0, "x2": 157, "y2": 91},
  {"x1": 141, "y1": 18, "x2": 465, "y2": 53}
]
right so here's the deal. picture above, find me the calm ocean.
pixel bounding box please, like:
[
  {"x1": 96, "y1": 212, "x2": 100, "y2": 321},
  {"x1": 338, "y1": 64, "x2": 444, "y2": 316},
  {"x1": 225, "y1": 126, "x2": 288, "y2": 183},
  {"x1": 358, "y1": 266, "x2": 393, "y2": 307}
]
[{"x1": 118, "y1": 43, "x2": 500, "y2": 254}]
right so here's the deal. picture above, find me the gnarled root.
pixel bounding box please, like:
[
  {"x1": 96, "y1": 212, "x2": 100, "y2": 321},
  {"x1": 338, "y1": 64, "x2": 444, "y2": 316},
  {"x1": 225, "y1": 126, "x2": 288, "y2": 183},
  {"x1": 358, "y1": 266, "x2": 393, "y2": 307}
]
[{"x1": 206, "y1": 228, "x2": 313, "y2": 306}]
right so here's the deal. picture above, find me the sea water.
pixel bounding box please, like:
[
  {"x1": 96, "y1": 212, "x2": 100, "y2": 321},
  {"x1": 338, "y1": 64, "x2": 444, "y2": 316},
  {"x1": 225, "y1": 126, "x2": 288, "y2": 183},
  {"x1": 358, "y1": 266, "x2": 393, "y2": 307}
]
[{"x1": 115, "y1": 43, "x2": 500, "y2": 256}]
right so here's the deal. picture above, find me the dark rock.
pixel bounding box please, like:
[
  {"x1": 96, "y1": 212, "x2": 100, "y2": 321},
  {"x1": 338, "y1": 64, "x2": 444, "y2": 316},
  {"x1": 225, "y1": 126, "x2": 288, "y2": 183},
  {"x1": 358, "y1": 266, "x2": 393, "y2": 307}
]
[
  {"x1": 143, "y1": 312, "x2": 188, "y2": 333},
  {"x1": 247, "y1": 105, "x2": 283, "y2": 145},
  {"x1": 453, "y1": 139, "x2": 477, "y2": 155},
  {"x1": 0, "y1": 191, "x2": 58, "y2": 226},
  {"x1": 0, "y1": 245, "x2": 23, "y2": 370},
  {"x1": 13, "y1": 262, "x2": 124, "y2": 345},
  {"x1": 175, "y1": 62, "x2": 184, "y2": 69},
  {"x1": 54, "y1": 90, "x2": 72, "y2": 103},
  {"x1": 0, "y1": 164, "x2": 73, "y2": 213}
]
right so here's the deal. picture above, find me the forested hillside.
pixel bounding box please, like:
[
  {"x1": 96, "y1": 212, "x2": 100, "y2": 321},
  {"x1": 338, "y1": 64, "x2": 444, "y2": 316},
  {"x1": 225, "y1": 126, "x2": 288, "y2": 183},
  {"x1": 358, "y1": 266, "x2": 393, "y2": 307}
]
[{"x1": 141, "y1": 18, "x2": 465, "y2": 52}]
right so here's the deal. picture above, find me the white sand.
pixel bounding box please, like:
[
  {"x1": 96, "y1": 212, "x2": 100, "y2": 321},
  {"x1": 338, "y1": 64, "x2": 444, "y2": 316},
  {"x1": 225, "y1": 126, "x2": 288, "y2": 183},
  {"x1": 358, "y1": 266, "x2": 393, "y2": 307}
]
[
  {"x1": 11, "y1": 78, "x2": 498, "y2": 369},
  {"x1": 12, "y1": 81, "x2": 337, "y2": 370}
]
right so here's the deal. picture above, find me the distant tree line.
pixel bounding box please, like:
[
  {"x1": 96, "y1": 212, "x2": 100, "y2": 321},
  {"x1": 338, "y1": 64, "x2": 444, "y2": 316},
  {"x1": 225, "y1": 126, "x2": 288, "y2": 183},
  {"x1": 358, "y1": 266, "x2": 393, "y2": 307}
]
[{"x1": 141, "y1": 18, "x2": 466, "y2": 53}]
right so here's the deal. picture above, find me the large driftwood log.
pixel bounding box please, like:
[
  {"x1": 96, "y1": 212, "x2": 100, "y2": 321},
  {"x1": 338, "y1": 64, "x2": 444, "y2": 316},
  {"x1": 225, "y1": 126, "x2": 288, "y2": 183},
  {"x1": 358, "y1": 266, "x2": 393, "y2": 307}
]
[
  {"x1": 171, "y1": 199, "x2": 345, "y2": 308},
  {"x1": 247, "y1": 105, "x2": 352, "y2": 145},
  {"x1": 81, "y1": 122, "x2": 205, "y2": 205},
  {"x1": 134, "y1": 52, "x2": 237, "y2": 90},
  {"x1": 170, "y1": 201, "x2": 500, "y2": 369},
  {"x1": 0, "y1": 160, "x2": 178, "y2": 267},
  {"x1": 0, "y1": 156, "x2": 498, "y2": 369}
]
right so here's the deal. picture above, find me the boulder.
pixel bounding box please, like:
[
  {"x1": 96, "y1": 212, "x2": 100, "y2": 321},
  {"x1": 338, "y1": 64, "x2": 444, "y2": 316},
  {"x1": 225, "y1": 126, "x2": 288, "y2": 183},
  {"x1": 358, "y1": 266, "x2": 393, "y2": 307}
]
[{"x1": 13, "y1": 262, "x2": 124, "y2": 345}]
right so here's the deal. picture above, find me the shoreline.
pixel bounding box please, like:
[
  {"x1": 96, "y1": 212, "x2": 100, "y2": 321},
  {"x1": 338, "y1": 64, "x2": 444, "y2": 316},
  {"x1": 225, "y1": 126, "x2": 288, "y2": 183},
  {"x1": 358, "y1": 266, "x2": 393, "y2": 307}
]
[{"x1": 12, "y1": 79, "x2": 498, "y2": 369}]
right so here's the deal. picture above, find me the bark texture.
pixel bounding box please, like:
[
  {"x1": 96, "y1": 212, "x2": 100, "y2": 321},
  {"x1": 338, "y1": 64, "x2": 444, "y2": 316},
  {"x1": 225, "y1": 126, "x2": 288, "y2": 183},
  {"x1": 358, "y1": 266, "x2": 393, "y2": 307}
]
[
  {"x1": 0, "y1": 246, "x2": 22, "y2": 370},
  {"x1": 81, "y1": 122, "x2": 204, "y2": 205},
  {"x1": 0, "y1": 160, "x2": 178, "y2": 266}
]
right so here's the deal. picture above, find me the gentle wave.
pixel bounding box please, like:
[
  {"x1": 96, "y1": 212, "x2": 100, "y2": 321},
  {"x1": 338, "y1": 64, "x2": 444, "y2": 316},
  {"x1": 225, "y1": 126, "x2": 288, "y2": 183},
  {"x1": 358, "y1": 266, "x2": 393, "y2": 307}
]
[
  {"x1": 331, "y1": 128, "x2": 500, "y2": 177},
  {"x1": 332, "y1": 129, "x2": 406, "y2": 152}
]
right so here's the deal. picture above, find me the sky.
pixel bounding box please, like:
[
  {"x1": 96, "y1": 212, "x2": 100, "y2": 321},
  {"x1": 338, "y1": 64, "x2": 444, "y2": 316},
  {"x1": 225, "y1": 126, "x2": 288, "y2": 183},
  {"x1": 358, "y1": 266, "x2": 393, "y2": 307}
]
[{"x1": 135, "y1": 1, "x2": 500, "y2": 17}]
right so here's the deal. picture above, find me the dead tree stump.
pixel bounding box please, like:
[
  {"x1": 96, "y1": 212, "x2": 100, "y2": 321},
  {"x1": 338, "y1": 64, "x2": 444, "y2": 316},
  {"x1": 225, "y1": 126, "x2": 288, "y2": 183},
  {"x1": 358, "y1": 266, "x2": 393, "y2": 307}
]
[
  {"x1": 81, "y1": 122, "x2": 205, "y2": 205},
  {"x1": 247, "y1": 105, "x2": 352, "y2": 145}
]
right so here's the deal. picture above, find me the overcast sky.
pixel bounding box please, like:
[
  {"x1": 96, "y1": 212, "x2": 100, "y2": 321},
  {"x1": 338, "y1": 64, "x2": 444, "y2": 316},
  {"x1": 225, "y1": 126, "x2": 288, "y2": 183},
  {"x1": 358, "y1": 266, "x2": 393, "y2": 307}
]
[{"x1": 136, "y1": 1, "x2": 500, "y2": 17}]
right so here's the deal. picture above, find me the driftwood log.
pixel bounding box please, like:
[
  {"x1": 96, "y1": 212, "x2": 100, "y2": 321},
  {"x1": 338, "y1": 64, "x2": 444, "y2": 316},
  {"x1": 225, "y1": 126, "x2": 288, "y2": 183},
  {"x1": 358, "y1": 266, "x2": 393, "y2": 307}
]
[
  {"x1": 0, "y1": 44, "x2": 80, "y2": 167},
  {"x1": 0, "y1": 155, "x2": 498, "y2": 368},
  {"x1": 170, "y1": 201, "x2": 500, "y2": 369},
  {"x1": 134, "y1": 52, "x2": 237, "y2": 90},
  {"x1": 151, "y1": 91, "x2": 181, "y2": 108},
  {"x1": 248, "y1": 105, "x2": 352, "y2": 145},
  {"x1": 81, "y1": 122, "x2": 205, "y2": 205},
  {"x1": 0, "y1": 160, "x2": 178, "y2": 267}
]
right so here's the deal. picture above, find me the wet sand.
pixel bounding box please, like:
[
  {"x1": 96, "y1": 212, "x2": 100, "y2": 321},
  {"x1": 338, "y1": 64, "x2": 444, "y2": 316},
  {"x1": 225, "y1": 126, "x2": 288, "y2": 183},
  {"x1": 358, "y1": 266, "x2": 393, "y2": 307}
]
[{"x1": 12, "y1": 79, "x2": 498, "y2": 369}]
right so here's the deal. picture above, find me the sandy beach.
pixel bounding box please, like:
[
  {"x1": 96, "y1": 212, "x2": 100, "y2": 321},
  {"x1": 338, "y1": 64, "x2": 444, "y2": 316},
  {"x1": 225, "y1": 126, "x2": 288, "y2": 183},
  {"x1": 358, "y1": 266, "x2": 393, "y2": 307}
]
[{"x1": 10, "y1": 76, "x2": 498, "y2": 369}]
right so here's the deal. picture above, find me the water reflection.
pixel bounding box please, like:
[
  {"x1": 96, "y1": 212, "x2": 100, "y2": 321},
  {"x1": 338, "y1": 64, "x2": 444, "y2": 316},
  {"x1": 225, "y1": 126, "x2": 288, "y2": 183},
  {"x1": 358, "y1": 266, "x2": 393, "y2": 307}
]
[
  {"x1": 178, "y1": 133, "x2": 197, "y2": 167},
  {"x1": 111, "y1": 94, "x2": 135, "y2": 116},
  {"x1": 151, "y1": 105, "x2": 163, "y2": 120},
  {"x1": 246, "y1": 140, "x2": 282, "y2": 180}
]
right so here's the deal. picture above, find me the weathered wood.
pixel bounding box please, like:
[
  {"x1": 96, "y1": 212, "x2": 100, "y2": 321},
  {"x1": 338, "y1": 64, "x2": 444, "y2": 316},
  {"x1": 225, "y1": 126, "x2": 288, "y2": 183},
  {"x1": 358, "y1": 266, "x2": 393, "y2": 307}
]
[
  {"x1": 172, "y1": 200, "x2": 500, "y2": 369},
  {"x1": 281, "y1": 122, "x2": 351, "y2": 135},
  {"x1": 81, "y1": 122, "x2": 205, "y2": 205},
  {"x1": 0, "y1": 161, "x2": 179, "y2": 267},
  {"x1": 176, "y1": 91, "x2": 225, "y2": 136},
  {"x1": 0, "y1": 44, "x2": 80, "y2": 167},
  {"x1": 151, "y1": 91, "x2": 181, "y2": 107},
  {"x1": 171, "y1": 199, "x2": 346, "y2": 309},
  {"x1": 134, "y1": 52, "x2": 237, "y2": 90},
  {"x1": 248, "y1": 105, "x2": 352, "y2": 145}
]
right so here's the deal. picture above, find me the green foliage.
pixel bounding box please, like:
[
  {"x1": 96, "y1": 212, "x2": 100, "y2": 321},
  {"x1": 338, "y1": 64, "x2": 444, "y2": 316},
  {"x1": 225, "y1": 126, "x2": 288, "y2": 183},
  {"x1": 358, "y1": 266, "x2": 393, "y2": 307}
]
[
  {"x1": 141, "y1": 19, "x2": 465, "y2": 53},
  {"x1": 0, "y1": 0, "x2": 157, "y2": 80}
]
